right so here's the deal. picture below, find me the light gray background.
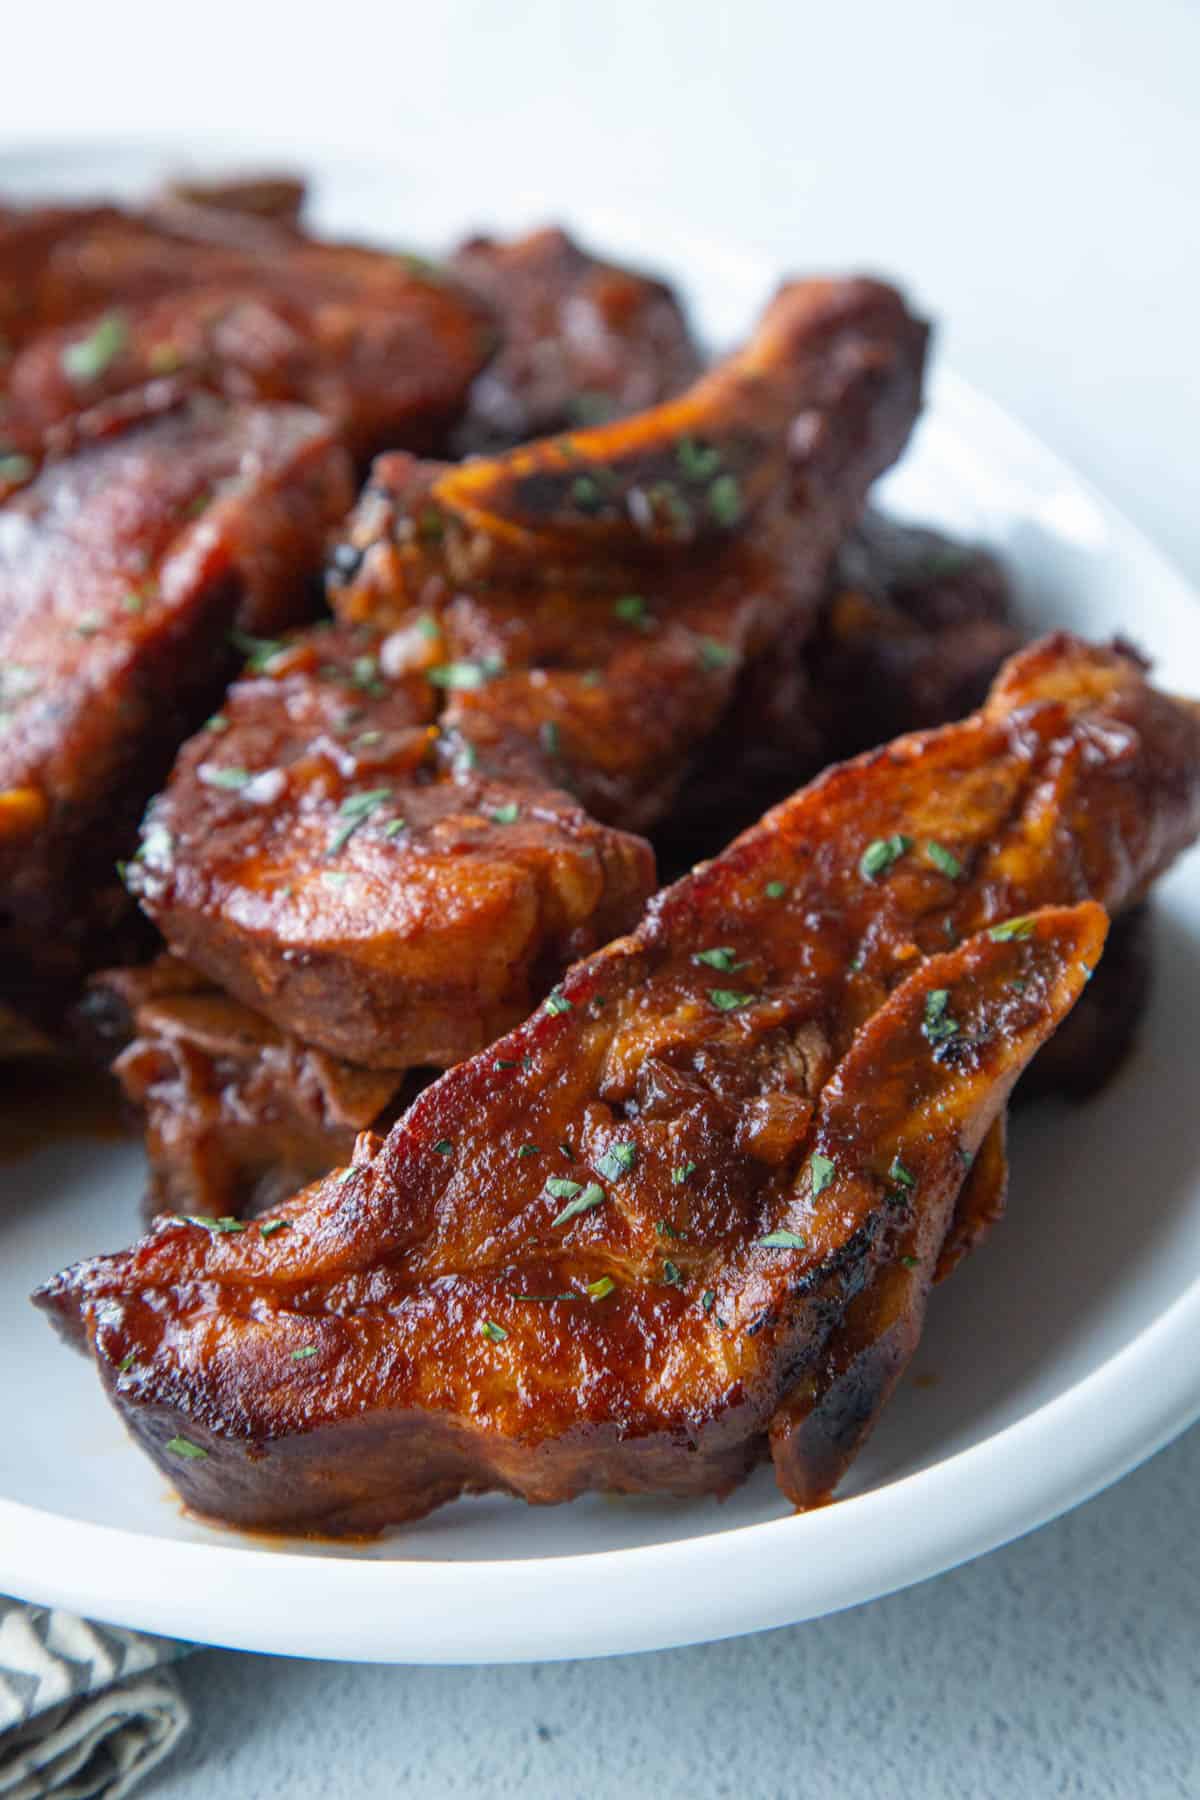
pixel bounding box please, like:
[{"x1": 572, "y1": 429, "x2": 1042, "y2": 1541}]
[{"x1": 6, "y1": 2, "x2": 1199, "y2": 1794}]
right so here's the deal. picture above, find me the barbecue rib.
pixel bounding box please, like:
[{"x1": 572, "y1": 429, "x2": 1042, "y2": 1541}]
[
  {"x1": 36, "y1": 636, "x2": 1200, "y2": 1534},
  {"x1": 0, "y1": 197, "x2": 493, "y2": 463},
  {"x1": 0, "y1": 396, "x2": 353, "y2": 1030},
  {"x1": 449, "y1": 226, "x2": 703, "y2": 454}
]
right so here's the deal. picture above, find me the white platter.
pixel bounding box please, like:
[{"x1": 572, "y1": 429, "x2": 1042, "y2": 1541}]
[{"x1": 2, "y1": 141, "x2": 1199, "y2": 1665}]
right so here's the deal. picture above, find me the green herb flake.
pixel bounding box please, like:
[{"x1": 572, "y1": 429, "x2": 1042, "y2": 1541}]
[
  {"x1": 586, "y1": 1275, "x2": 616, "y2": 1302},
  {"x1": 764, "y1": 880, "x2": 788, "y2": 899},
  {"x1": 165, "y1": 1436, "x2": 208, "y2": 1461},
  {"x1": 613, "y1": 593, "x2": 649, "y2": 626},
  {"x1": 859, "y1": 833, "x2": 913, "y2": 881},
  {"x1": 693, "y1": 945, "x2": 739, "y2": 971},
  {"x1": 551, "y1": 1181, "x2": 605, "y2": 1227},
  {"x1": 229, "y1": 628, "x2": 288, "y2": 673},
  {"x1": 121, "y1": 591, "x2": 145, "y2": 614},
  {"x1": 709, "y1": 988, "x2": 755, "y2": 1013},
  {"x1": 517, "y1": 1144, "x2": 540, "y2": 1158},
  {"x1": 321, "y1": 870, "x2": 350, "y2": 889},
  {"x1": 656, "y1": 1219, "x2": 682, "y2": 1239},
  {"x1": 701, "y1": 1290, "x2": 716, "y2": 1314},
  {"x1": 558, "y1": 1141, "x2": 574, "y2": 1159},
  {"x1": 205, "y1": 713, "x2": 229, "y2": 733},
  {"x1": 809, "y1": 1152, "x2": 837, "y2": 1197},
  {"x1": 988, "y1": 916, "x2": 1035, "y2": 942},
  {"x1": 889, "y1": 1156, "x2": 916, "y2": 1189},
  {"x1": 596, "y1": 1142, "x2": 637, "y2": 1181},
  {"x1": 697, "y1": 636, "x2": 734, "y2": 671},
  {"x1": 480, "y1": 1319, "x2": 509, "y2": 1344},
  {"x1": 428, "y1": 660, "x2": 492, "y2": 691},
  {"x1": 486, "y1": 801, "x2": 520, "y2": 825},
  {"x1": 707, "y1": 472, "x2": 743, "y2": 526},
  {"x1": 546, "y1": 1177, "x2": 582, "y2": 1201},
  {"x1": 62, "y1": 311, "x2": 127, "y2": 382},
  {"x1": 0, "y1": 452, "x2": 34, "y2": 484},
  {"x1": 662, "y1": 1259, "x2": 683, "y2": 1286},
  {"x1": 925, "y1": 841, "x2": 963, "y2": 880},
  {"x1": 676, "y1": 436, "x2": 722, "y2": 481},
  {"x1": 494, "y1": 1058, "x2": 518, "y2": 1071},
  {"x1": 432, "y1": 1139, "x2": 454, "y2": 1156},
  {"x1": 540, "y1": 720, "x2": 561, "y2": 756},
  {"x1": 179, "y1": 1213, "x2": 245, "y2": 1235},
  {"x1": 117, "y1": 1351, "x2": 136, "y2": 1374},
  {"x1": 290, "y1": 1345, "x2": 318, "y2": 1361},
  {"x1": 672, "y1": 1162, "x2": 697, "y2": 1185},
  {"x1": 544, "y1": 989, "x2": 572, "y2": 1017},
  {"x1": 901, "y1": 1254, "x2": 919, "y2": 1269},
  {"x1": 259, "y1": 1219, "x2": 290, "y2": 1240},
  {"x1": 758, "y1": 1230, "x2": 807, "y2": 1250},
  {"x1": 922, "y1": 987, "x2": 960, "y2": 1044},
  {"x1": 571, "y1": 474, "x2": 603, "y2": 510}
]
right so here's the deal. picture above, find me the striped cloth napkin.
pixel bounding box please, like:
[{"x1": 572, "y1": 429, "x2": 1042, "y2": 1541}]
[{"x1": 0, "y1": 1601, "x2": 189, "y2": 1800}]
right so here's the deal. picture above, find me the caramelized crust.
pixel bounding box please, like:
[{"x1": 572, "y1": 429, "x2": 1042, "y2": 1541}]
[
  {"x1": 449, "y1": 226, "x2": 702, "y2": 454},
  {"x1": 125, "y1": 623, "x2": 656, "y2": 1069},
  {"x1": 330, "y1": 277, "x2": 929, "y2": 832},
  {"x1": 36, "y1": 637, "x2": 1200, "y2": 1535},
  {"x1": 0, "y1": 200, "x2": 493, "y2": 463},
  {"x1": 0, "y1": 397, "x2": 353, "y2": 1027}
]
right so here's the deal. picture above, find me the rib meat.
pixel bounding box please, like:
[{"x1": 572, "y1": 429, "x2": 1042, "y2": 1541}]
[
  {"x1": 35, "y1": 635, "x2": 1200, "y2": 1535},
  {"x1": 449, "y1": 226, "x2": 702, "y2": 454},
  {"x1": 0, "y1": 396, "x2": 353, "y2": 1028}
]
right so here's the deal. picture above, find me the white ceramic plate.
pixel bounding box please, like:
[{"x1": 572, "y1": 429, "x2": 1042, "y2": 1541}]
[{"x1": 2, "y1": 142, "x2": 1199, "y2": 1665}]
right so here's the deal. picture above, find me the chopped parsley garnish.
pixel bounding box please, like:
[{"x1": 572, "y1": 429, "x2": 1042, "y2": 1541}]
[
  {"x1": 572, "y1": 474, "x2": 603, "y2": 510},
  {"x1": 758, "y1": 1230, "x2": 807, "y2": 1250},
  {"x1": 676, "y1": 437, "x2": 722, "y2": 481},
  {"x1": 701, "y1": 1290, "x2": 716, "y2": 1314},
  {"x1": 809, "y1": 1153, "x2": 836, "y2": 1197},
  {"x1": 672, "y1": 1162, "x2": 697, "y2": 1185},
  {"x1": 922, "y1": 988, "x2": 960, "y2": 1044},
  {"x1": 613, "y1": 593, "x2": 650, "y2": 626},
  {"x1": 545, "y1": 1177, "x2": 582, "y2": 1201},
  {"x1": 290, "y1": 1346, "x2": 318, "y2": 1361},
  {"x1": 486, "y1": 802, "x2": 520, "y2": 825},
  {"x1": 544, "y1": 989, "x2": 572, "y2": 1016},
  {"x1": 518, "y1": 1144, "x2": 540, "y2": 1158},
  {"x1": 382, "y1": 818, "x2": 407, "y2": 838},
  {"x1": 540, "y1": 720, "x2": 561, "y2": 756},
  {"x1": 888, "y1": 1156, "x2": 916, "y2": 1189},
  {"x1": 551, "y1": 1181, "x2": 605, "y2": 1227},
  {"x1": 62, "y1": 311, "x2": 127, "y2": 382},
  {"x1": 587, "y1": 1275, "x2": 616, "y2": 1302},
  {"x1": 558, "y1": 1141, "x2": 574, "y2": 1159},
  {"x1": 860, "y1": 834, "x2": 912, "y2": 881},
  {"x1": 901, "y1": 1255, "x2": 919, "y2": 1269},
  {"x1": 121, "y1": 591, "x2": 146, "y2": 613},
  {"x1": 696, "y1": 636, "x2": 734, "y2": 671},
  {"x1": 764, "y1": 881, "x2": 788, "y2": 899},
  {"x1": 427, "y1": 660, "x2": 495, "y2": 691},
  {"x1": 432, "y1": 1139, "x2": 453, "y2": 1156},
  {"x1": 117, "y1": 1351, "x2": 136, "y2": 1374},
  {"x1": 924, "y1": 841, "x2": 963, "y2": 880},
  {"x1": 707, "y1": 472, "x2": 742, "y2": 526},
  {"x1": 656, "y1": 1219, "x2": 683, "y2": 1239},
  {"x1": 165, "y1": 1436, "x2": 207, "y2": 1460},
  {"x1": 480, "y1": 1320, "x2": 508, "y2": 1344},
  {"x1": 597, "y1": 1142, "x2": 636, "y2": 1181},
  {"x1": 230, "y1": 627, "x2": 287, "y2": 672},
  {"x1": 179, "y1": 1213, "x2": 245, "y2": 1234},
  {"x1": 206, "y1": 713, "x2": 229, "y2": 733},
  {"x1": 259, "y1": 1219, "x2": 290, "y2": 1239},
  {"x1": 959, "y1": 1146, "x2": 975, "y2": 1169},
  {"x1": 0, "y1": 452, "x2": 33, "y2": 484},
  {"x1": 494, "y1": 1058, "x2": 518, "y2": 1070},
  {"x1": 693, "y1": 946, "x2": 740, "y2": 971},
  {"x1": 708, "y1": 988, "x2": 755, "y2": 1012},
  {"x1": 328, "y1": 786, "x2": 393, "y2": 854},
  {"x1": 988, "y1": 916, "x2": 1035, "y2": 942},
  {"x1": 662, "y1": 1260, "x2": 683, "y2": 1286}
]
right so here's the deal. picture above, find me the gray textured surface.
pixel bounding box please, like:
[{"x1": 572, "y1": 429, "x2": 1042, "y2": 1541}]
[
  {"x1": 163, "y1": 1427, "x2": 1200, "y2": 1798},
  {"x1": 5, "y1": 1, "x2": 1200, "y2": 1794}
]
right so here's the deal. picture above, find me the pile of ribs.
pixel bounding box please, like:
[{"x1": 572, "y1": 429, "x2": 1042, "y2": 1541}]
[{"x1": 8, "y1": 174, "x2": 1197, "y2": 1537}]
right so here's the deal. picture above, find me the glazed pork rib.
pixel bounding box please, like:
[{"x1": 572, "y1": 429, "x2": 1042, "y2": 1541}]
[
  {"x1": 449, "y1": 225, "x2": 703, "y2": 454},
  {"x1": 36, "y1": 636, "x2": 1200, "y2": 1535},
  {"x1": 124, "y1": 276, "x2": 926, "y2": 1065},
  {"x1": 0, "y1": 396, "x2": 353, "y2": 1030}
]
